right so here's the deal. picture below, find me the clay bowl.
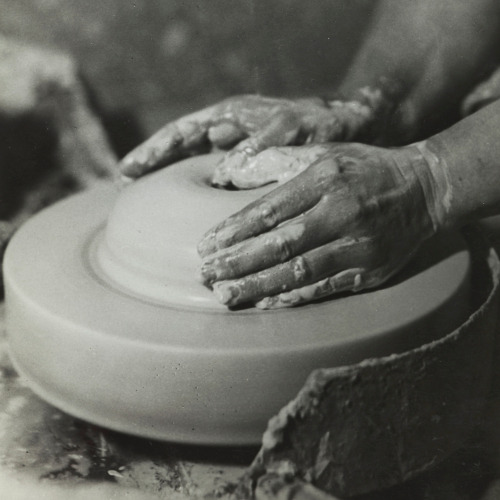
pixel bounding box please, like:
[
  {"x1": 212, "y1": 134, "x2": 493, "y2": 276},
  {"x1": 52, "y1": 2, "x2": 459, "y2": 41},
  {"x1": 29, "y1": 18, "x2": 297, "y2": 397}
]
[{"x1": 4, "y1": 154, "x2": 473, "y2": 445}]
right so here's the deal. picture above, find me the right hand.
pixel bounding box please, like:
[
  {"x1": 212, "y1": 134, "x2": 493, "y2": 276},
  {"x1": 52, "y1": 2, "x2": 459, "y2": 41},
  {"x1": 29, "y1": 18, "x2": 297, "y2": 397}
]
[
  {"x1": 197, "y1": 142, "x2": 438, "y2": 309},
  {"x1": 119, "y1": 93, "x2": 387, "y2": 189}
]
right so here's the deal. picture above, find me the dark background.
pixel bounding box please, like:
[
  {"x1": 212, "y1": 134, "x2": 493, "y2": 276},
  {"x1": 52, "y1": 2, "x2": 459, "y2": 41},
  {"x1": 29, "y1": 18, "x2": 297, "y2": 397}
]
[{"x1": 0, "y1": 0, "x2": 375, "y2": 143}]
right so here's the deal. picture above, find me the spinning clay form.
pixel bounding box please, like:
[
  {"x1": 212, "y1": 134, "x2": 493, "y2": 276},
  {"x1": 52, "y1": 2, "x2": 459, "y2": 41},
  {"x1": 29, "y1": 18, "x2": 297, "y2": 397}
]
[{"x1": 4, "y1": 154, "x2": 472, "y2": 444}]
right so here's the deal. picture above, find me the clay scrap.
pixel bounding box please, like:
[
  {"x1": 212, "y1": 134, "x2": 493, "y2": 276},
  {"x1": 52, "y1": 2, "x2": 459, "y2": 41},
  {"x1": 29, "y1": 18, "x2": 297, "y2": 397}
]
[{"x1": 233, "y1": 228, "x2": 500, "y2": 499}]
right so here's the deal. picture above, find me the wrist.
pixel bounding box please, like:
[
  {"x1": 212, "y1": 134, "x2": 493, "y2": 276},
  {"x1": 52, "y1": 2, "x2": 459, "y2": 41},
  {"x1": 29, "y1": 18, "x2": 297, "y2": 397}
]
[
  {"x1": 400, "y1": 141, "x2": 454, "y2": 232},
  {"x1": 332, "y1": 76, "x2": 407, "y2": 144}
]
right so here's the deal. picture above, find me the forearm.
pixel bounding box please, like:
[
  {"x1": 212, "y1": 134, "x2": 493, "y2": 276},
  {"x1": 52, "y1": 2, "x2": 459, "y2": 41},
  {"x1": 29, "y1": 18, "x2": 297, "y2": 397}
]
[
  {"x1": 337, "y1": 0, "x2": 500, "y2": 141},
  {"x1": 414, "y1": 100, "x2": 500, "y2": 229}
]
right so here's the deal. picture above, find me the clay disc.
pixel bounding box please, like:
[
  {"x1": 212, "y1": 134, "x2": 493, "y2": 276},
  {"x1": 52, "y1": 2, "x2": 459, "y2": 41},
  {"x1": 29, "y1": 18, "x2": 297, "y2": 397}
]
[{"x1": 4, "y1": 155, "x2": 472, "y2": 445}]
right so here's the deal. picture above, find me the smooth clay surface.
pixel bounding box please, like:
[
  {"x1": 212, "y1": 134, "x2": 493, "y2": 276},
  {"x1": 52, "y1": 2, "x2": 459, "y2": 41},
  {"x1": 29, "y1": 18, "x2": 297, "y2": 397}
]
[{"x1": 4, "y1": 154, "x2": 473, "y2": 445}]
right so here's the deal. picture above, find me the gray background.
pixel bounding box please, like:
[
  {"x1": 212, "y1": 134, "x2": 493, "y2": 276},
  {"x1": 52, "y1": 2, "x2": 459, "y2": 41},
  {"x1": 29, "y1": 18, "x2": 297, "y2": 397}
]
[{"x1": 0, "y1": 0, "x2": 375, "y2": 149}]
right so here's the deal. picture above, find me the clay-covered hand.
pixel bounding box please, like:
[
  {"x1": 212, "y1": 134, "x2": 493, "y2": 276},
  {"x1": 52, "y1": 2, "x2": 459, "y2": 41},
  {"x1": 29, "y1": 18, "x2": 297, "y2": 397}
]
[
  {"x1": 119, "y1": 92, "x2": 390, "y2": 188},
  {"x1": 198, "y1": 143, "x2": 442, "y2": 309}
]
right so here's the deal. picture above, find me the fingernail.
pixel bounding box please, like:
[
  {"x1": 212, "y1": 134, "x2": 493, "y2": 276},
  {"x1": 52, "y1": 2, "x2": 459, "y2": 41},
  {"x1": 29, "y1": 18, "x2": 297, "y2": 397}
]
[
  {"x1": 215, "y1": 227, "x2": 236, "y2": 250},
  {"x1": 118, "y1": 174, "x2": 134, "y2": 188},
  {"x1": 213, "y1": 282, "x2": 240, "y2": 306}
]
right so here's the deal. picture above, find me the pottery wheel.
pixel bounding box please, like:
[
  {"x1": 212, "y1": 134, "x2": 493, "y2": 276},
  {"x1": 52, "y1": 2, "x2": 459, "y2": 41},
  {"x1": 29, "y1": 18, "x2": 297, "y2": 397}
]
[{"x1": 4, "y1": 154, "x2": 472, "y2": 445}]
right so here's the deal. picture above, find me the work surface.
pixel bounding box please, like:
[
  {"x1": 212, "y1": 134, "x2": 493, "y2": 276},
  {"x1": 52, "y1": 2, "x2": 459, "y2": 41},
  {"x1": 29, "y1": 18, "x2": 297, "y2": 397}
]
[
  {"x1": 0, "y1": 305, "x2": 253, "y2": 500},
  {"x1": 2, "y1": 317, "x2": 500, "y2": 500},
  {"x1": 1, "y1": 310, "x2": 500, "y2": 500},
  {"x1": 1, "y1": 221, "x2": 500, "y2": 500}
]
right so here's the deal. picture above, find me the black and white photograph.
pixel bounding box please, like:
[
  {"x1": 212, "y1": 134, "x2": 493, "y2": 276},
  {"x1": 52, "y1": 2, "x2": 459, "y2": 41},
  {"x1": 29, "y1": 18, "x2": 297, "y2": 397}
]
[{"x1": 1, "y1": 1, "x2": 500, "y2": 499}]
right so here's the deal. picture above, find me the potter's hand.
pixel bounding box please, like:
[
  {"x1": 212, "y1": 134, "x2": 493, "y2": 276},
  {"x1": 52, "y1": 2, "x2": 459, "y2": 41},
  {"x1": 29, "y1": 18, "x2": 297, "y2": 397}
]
[
  {"x1": 119, "y1": 93, "x2": 391, "y2": 188},
  {"x1": 198, "y1": 143, "x2": 441, "y2": 309}
]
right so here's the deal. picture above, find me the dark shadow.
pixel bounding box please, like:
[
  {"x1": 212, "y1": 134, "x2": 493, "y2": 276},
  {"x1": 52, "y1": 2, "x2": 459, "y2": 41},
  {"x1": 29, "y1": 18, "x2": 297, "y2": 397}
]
[
  {"x1": 0, "y1": 111, "x2": 59, "y2": 220},
  {"x1": 380, "y1": 229, "x2": 467, "y2": 288},
  {"x1": 99, "y1": 109, "x2": 147, "y2": 159},
  {"x1": 72, "y1": 418, "x2": 258, "y2": 471},
  {"x1": 78, "y1": 71, "x2": 146, "y2": 158},
  {"x1": 352, "y1": 430, "x2": 497, "y2": 500}
]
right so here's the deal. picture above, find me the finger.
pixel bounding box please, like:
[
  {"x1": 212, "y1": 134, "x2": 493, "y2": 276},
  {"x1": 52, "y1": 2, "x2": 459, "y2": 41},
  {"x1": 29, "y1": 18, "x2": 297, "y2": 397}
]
[
  {"x1": 119, "y1": 106, "x2": 217, "y2": 179},
  {"x1": 211, "y1": 111, "x2": 300, "y2": 187},
  {"x1": 200, "y1": 218, "x2": 307, "y2": 285},
  {"x1": 309, "y1": 116, "x2": 343, "y2": 143},
  {"x1": 197, "y1": 164, "x2": 326, "y2": 257},
  {"x1": 207, "y1": 121, "x2": 246, "y2": 149},
  {"x1": 300, "y1": 107, "x2": 343, "y2": 143},
  {"x1": 307, "y1": 101, "x2": 372, "y2": 143},
  {"x1": 200, "y1": 193, "x2": 357, "y2": 285},
  {"x1": 211, "y1": 238, "x2": 373, "y2": 307},
  {"x1": 257, "y1": 259, "x2": 404, "y2": 309},
  {"x1": 255, "y1": 268, "x2": 366, "y2": 309}
]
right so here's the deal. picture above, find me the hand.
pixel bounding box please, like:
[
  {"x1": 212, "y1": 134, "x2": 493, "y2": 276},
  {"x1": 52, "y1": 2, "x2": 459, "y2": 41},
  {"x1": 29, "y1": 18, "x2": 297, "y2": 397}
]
[
  {"x1": 119, "y1": 92, "x2": 390, "y2": 188},
  {"x1": 198, "y1": 143, "x2": 440, "y2": 309}
]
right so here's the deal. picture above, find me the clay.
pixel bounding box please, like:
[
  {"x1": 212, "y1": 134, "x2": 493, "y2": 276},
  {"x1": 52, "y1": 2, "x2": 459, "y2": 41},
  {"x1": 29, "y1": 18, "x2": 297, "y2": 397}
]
[
  {"x1": 4, "y1": 154, "x2": 476, "y2": 446},
  {"x1": 232, "y1": 227, "x2": 500, "y2": 498},
  {"x1": 405, "y1": 142, "x2": 452, "y2": 232},
  {"x1": 119, "y1": 88, "x2": 399, "y2": 189}
]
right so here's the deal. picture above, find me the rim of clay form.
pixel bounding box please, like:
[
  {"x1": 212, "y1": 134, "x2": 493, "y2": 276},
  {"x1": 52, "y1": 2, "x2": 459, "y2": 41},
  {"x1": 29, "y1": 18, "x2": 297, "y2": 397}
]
[{"x1": 2, "y1": 154, "x2": 481, "y2": 445}]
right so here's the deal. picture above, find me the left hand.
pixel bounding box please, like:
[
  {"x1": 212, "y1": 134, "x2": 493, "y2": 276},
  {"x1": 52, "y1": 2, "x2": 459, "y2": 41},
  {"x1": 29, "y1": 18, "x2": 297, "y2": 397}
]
[
  {"x1": 198, "y1": 143, "x2": 440, "y2": 309},
  {"x1": 118, "y1": 92, "x2": 392, "y2": 189}
]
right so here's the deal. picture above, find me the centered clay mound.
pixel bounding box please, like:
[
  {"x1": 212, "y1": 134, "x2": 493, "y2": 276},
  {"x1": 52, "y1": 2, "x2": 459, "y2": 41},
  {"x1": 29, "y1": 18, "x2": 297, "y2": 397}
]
[{"x1": 4, "y1": 154, "x2": 472, "y2": 444}]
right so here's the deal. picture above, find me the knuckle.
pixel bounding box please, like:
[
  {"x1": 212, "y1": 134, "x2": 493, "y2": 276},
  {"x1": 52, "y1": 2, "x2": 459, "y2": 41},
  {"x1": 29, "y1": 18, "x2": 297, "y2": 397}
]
[
  {"x1": 269, "y1": 234, "x2": 292, "y2": 261},
  {"x1": 259, "y1": 201, "x2": 279, "y2": 229},
  {"x1": 351, "y1": 271, "x2": 365, "y2": 291},
  {"x1": 312, "y1": 157, "x2": 342, "y2": 185},
  {"x1": 290, "y1": 256, "x2": 311, "y2": 283},
  {"x1": 348, "y1": 236, "x2": 381, "y2": 269}
]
